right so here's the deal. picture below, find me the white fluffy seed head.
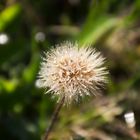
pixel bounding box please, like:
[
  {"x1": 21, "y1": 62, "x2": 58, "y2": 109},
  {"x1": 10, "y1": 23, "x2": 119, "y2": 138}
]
[{"x1": 38, "y1": 42, "x2": 108, "y2": 104}]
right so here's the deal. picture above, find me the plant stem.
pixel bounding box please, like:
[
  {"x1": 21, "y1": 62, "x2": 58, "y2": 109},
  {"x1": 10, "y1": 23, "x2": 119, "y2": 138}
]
[{"x1": 43, "y1": 96, "x2": 65, "y2": 140}]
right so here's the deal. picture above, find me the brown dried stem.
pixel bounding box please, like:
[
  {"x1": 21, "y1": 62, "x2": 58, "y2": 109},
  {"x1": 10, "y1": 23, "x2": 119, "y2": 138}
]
[{"x1": 43, "y1": 96, "x2": 65, "y2": 140}]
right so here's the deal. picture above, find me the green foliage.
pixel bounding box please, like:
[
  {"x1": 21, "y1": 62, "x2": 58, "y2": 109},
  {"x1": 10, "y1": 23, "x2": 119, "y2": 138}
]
[
  {"x1": 0, "y1": 4, "x2": 21, "y2": 31},
  {"x1": 0, "y1": 0, "x2": 140, "y2": 140}
]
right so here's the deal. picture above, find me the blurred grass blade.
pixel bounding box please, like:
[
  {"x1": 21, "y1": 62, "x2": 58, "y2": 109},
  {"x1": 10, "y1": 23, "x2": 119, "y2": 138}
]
[
  {"x1": 78, "y1": 17, "x2": 120, "y2": 46},
  {"x1": 22, "y1": 52, "x2": 40, "y2": 83},
  {"x1": 0, "y1": 4, "x2": 21, "y2": 31},
  {"x1": 22, "y1": 34, "x2": 40, "y2": 83}
]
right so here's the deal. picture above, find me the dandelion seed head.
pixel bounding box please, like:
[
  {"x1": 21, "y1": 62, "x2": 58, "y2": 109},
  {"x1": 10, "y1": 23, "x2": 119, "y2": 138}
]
[{"x1": 38, "y1": 42, "x2": 108, "y2": 104}]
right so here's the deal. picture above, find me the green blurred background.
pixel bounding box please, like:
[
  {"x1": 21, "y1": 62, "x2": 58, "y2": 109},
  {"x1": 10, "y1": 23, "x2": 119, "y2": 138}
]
[{"x1": 0, "y1": 0, "x2": 140, "y2": 140}]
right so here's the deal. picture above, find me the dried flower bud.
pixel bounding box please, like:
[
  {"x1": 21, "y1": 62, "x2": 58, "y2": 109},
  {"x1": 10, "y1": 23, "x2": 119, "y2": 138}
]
[{"x1": 38, "y1": 42, "x2": 108, "y2": 104}]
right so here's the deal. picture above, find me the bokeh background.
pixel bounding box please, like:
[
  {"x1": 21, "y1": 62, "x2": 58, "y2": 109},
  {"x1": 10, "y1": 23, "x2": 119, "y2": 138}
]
[{"x1": 0, "y1": 0, "x2": 140, "y2": 140}]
